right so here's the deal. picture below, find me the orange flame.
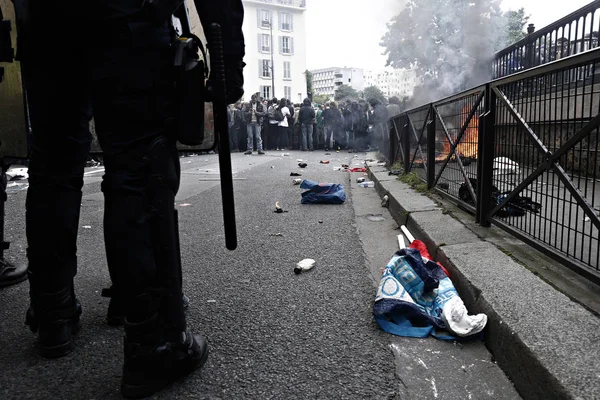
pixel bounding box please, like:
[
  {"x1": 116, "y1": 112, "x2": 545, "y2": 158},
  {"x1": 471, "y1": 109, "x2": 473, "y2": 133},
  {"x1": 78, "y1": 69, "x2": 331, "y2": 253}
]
[{"x1": 438, "y1": 105, "x2": 479, "y2": 162}]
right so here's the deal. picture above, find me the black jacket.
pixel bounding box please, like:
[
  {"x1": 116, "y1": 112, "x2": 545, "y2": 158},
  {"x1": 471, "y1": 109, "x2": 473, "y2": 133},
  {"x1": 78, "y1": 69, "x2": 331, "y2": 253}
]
[
  {"x1": 242, "y1": 102, "x2": 265, "y2": 124},
  {"x1": 298, "y1": 105, "x2": 315, "y2": 124}
]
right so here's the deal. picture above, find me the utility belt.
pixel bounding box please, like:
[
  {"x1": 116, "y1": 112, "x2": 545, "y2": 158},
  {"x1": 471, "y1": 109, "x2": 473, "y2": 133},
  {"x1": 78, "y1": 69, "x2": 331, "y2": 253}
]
[{"x1": 144, "y1": 0, "x2": 209, "y2": 146}]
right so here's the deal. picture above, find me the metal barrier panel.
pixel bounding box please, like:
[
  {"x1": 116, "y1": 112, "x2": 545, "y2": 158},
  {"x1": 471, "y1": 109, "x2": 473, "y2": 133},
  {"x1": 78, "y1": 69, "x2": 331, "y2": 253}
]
[
  {"x1": 405, "y1": 105, "x2": 430, "y2": 182},
  {"x1": 491, "y1": 52, "x2": 600, "y2": 279},
  {"x1": 494, "y1": 1, "x2": 600, "y2": 79},
  {"x1": 431, "y1": 88, "x2": 486, "y2": 209}
]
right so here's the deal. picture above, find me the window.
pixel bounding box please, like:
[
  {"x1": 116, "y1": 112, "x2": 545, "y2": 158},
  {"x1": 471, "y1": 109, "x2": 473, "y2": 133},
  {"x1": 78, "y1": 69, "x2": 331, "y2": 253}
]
[
  {"x1": 279, "y1": 12, "x2": 293, "y2": 31},
  {"x1": 258, "y1": 34, "x2": 271, "y2": 53},
  {"x1": 259, "y1": 60, "x2": 271, "y2": 78},
  {"x1": 284, "y1": 86, "x2": 291, "y2": 100},
  {"x1": 283, "y1": 61, "x2": 291, "y2": 79},
  {"x1": 279, "y1": 36, "x2": 294, "y2": 55},
  {"x1": 257, "y1": 9, "x2": 272, "y2": 28},
  {"x1": 260, "y1": 85, "x2": 272, "y2": 99}
]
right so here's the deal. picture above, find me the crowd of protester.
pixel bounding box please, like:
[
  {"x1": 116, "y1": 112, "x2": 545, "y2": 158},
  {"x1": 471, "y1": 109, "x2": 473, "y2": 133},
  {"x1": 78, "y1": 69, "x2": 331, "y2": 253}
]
[{"x1": 227, "y1": 93, "x2": 389, "y2": 154}]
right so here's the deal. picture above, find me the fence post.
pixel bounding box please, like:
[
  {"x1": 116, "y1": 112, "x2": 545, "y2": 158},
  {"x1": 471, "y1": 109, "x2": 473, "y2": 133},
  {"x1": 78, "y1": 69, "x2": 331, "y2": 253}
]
[
  {"x1": 403, "y1": 114, "x2": 410, "y2": 174},
  {"x1": 525, "y1": 23, "x2": 536, "y2": 69},
  {"x1": 477, "y1": 84, "x2": 496, "y2": 227},
  {"x1": 427, "y1": 105, "x2": 436, "y2": 189}
]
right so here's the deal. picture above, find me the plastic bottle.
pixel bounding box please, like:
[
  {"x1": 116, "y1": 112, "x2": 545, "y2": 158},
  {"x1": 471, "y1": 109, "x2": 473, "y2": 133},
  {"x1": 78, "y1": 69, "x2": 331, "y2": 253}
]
[
  {"x1": 294, "y1": 259, "x2": 316, "y2": 274},
  {"x1": 358, "y1": 181, "x2": 375, "y2": 188}
]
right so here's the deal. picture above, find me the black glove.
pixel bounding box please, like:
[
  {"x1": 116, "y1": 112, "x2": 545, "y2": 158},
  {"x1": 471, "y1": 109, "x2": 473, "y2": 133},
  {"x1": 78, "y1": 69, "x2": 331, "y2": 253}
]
[{"x1": 225, "y1": 61, "x2": 245, "y2": 105}]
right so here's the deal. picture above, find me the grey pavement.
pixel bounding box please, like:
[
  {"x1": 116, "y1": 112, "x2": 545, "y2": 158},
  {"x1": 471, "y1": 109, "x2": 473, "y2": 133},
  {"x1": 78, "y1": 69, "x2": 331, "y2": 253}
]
[
  {"x1": 0, "y1": 149, "x2": 521, "y2": 399},
  {"x1": 367, "y1": 153, "x2": 600, "y2": 400}
]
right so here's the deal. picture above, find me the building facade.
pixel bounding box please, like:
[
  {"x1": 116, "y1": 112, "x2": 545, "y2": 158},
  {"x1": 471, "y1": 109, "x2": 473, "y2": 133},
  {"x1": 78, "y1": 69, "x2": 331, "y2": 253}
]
[
  {"x1": 310, "y1": 67, "x2": 365, "y2": 99},
  {"x1": 241, "y1": 0, "x2": 308, "y2": 103},
  {"x1": 364, "y1": 69, "x2": 418, "y2": 99}
]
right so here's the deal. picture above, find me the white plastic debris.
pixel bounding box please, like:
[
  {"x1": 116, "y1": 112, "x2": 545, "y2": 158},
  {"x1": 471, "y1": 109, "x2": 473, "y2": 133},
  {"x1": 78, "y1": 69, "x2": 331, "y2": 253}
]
[
  {"x1": 294, "y1": 258, "x2": 315, "y2": 274},
  {"x1": 400, "y1": 225, "x2": 415, "y2": 243},
  {"x1": 381, "y1": 194, "x2": 389, "y2": 207},
  {"x1": 441, "y1": 296, "x2": 488, "y2": 337},
  {"x1": 397, "y1": 234, "x2": 406, "y2": 250},
  {"x1": 83, "y1": 226, "x2": 92, "y2": 229},
  {"x1": 493, "y1": 157, "x2": 520, "y2": 175},
  {"x1": 6, "y1": 167, "x2": 29, "y2": 181},
  {"x1": 293, "y1": 179, "x2": 303, "y2": 185}
]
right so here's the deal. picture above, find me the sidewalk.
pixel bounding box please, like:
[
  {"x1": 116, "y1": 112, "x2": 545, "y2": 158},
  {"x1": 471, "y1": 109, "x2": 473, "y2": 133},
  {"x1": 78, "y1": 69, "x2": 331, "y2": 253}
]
[{"x1": 365, "y1": 153, "x2": 600, "y2": 400}]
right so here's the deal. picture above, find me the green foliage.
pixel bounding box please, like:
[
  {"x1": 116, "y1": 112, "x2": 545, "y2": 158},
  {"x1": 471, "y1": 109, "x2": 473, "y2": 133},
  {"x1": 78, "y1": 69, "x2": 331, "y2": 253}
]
[
  {"x1": 305, "y1": 70, "x2": 314, "y2": 97},
  {"x1": 334, "y1": 84, "x2": 359, "y2": 101},
  {"x1": 312, "y1": 94, "x2": 330, "y2": 105},
  {"x1": 363, "y1": 85, "x2": 387, "y2": 104},
  {"x1": 500, "y1": 8, "x2": 530, "y2": 48}
]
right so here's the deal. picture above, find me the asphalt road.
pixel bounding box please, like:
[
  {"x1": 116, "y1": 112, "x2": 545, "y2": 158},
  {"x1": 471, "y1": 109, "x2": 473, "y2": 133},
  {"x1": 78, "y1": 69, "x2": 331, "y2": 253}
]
[{"x1": 0, "y1": 150, "x2": 519, "y2": 399}]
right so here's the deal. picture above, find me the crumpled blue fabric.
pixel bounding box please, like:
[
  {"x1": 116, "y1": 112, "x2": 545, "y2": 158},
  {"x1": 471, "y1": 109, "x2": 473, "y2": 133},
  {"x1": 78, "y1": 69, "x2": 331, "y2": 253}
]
[{"x1": 300, "y1": 179, "x2": 346, "y2": 204}]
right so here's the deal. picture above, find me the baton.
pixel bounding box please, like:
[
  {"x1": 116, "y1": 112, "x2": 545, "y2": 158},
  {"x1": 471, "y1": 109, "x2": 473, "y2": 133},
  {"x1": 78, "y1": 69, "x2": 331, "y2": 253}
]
[{"x1": 207, "y1": 23, "x2": 237, "y2": 250}]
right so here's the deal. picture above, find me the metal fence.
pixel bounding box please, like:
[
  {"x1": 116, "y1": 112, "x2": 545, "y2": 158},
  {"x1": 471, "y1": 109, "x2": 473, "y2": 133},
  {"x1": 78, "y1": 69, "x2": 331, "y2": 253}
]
[
  {"x1": 493, "y1": 0, "x2": 600, "y2": 79},
  {"x1": 388, "y1": 48, "x2": 600, "y2": 284}
]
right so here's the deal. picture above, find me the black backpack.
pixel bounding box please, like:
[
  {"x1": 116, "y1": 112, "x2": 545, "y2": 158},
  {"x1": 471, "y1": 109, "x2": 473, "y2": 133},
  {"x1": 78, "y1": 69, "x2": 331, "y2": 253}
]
[{"x1": 274, "y1": 107, "x2": 285, "y2": 122}]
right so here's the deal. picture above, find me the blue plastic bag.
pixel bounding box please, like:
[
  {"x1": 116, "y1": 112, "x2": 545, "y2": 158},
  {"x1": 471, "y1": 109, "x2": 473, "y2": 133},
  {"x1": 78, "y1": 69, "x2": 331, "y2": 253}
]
[{"x1": 300, "y1": 179, "x2": 346, "y2": 204}]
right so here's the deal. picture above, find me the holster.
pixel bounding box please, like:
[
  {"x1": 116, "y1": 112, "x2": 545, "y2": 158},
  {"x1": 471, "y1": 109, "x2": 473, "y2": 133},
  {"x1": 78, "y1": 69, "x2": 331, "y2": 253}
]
[{"x1": 174, "y1": 36, "x2": 206, "y2": 146}]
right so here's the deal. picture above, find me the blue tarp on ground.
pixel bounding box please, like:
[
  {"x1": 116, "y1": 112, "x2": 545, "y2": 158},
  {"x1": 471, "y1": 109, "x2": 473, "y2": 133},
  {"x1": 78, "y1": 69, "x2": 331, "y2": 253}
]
[{"x1": 300, "y1": 179, "x2": 346, "y2": 204}]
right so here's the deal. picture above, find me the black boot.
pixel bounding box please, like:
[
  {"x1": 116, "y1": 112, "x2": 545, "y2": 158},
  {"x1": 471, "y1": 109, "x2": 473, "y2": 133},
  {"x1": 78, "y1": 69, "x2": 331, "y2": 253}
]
[
  {"x1": 0, "y1": 259, "x2": 27, "y2": 288},
  {"x1": 25, "y1": 275, "x2": 81, "y2": 359},
  {"x1": 102, "y1": 286, "x2": 190, "y2": 326},
  {"x1": 121, "y1": 313, "x2": 208, "y2": 399}
]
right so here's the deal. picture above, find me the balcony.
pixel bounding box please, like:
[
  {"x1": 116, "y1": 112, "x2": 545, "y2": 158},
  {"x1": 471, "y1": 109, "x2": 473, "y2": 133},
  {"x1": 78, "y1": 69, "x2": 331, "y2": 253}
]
[{"x1": 244, "y1": 0, "x2": 306, "y2": 9}]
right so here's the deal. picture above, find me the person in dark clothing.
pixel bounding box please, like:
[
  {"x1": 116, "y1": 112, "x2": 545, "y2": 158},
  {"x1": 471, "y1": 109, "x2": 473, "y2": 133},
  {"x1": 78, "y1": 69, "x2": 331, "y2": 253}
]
[
  {"x1": 16, "y1": 0, "x2": 245, "y2": 397},
  {"x1": 298, "y1": 98, "x2": 315, "y2": 151},
  {"x1": 369, "y1": 98, "x2": 389, "y2": 151},
  {"x1": 354, "y1": 100, "x2": 369, "y2": 151},
  {"x1": 286, "y1": 99, "x2": 295, "y2": 148},
  {"x1": 266, "y1": 97, "x2": 279, "y2": 150},
  {"x1": 233, "y1": 101, "x2": 246, "y2": 151},
  {"x1": 242, "y1": 94, "x2": 265, "y2": 155},
  {"x1": 326, "y1": 102, "x2": 343, "y2": 151}
]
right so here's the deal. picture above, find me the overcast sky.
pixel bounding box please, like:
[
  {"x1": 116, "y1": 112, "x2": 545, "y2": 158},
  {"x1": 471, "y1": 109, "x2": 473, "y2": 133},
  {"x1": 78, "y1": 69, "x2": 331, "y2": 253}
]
[{"x1": 305, "y1": 0, "x2": 594, "y2": 71}]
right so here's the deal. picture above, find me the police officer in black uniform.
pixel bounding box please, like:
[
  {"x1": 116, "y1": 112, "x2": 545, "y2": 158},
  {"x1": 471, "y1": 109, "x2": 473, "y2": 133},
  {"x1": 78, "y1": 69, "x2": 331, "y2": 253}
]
[{"x1": 15, "y1": 0, "x2": 245, "y2": 398}]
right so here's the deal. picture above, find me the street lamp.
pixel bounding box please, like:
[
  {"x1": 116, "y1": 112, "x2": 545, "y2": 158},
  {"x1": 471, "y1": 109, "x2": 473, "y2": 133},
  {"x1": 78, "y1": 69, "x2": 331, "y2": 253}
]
[{"x1": 267, "y1": 20, "x2": 275, "y2": 98}]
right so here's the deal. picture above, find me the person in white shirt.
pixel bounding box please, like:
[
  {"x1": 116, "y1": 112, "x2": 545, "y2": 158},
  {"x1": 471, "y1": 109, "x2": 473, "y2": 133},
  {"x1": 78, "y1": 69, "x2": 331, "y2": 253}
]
[{"x1": 276, "y1": 98, "x2": 291, "y2": 151}]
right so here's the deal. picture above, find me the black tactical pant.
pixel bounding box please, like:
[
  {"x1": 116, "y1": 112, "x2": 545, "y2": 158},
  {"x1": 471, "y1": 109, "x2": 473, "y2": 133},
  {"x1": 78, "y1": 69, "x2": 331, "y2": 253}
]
[{"x1": 23, "y1": 1, "x2": 185, "y2": 336}]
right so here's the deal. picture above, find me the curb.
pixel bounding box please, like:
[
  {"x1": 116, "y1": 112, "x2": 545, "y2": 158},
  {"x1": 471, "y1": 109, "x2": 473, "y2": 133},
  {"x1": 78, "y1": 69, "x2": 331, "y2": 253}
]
[{"x1": 366, "y1": 164, "x2": 600, "y2": 400}]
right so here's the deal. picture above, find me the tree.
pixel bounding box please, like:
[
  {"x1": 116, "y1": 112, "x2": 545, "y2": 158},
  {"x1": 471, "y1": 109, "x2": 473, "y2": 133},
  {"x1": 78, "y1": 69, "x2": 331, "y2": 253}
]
[
  {"x1": 312, "y1": 94, "x2": 330, "y2": 105},
  {"x1": 305, "y1": 70, "x2": 314, "y2": 100},
  {"x1": 501, "y1": 8, "x2": 530, "y2": 48},
  {"x1": 388, "y1": 96, "x2": 402, "y2": 105},
  {"x1": 334, "y1": 84, "x2": 358, "y2": 101},
  {"x1": 363, "y1": 86, "x2": 387, "y2": 104},
  {"x1": 380, "y1": 0, "x2": 519, "y2": 100}
]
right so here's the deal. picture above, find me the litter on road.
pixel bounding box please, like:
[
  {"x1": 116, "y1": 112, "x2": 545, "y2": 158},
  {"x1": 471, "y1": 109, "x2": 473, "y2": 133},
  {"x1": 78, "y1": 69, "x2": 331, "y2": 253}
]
[
  {"x1": 274, "y1": 201, "x2": 288, "y2": 213},
  {"x1": 319, "y1": 160, "x2": 330, "y2": 164},
  {"x1": 294, "y1": 258, "x2": 316, "y2": 274},
  {"x1": 381, "y1": 195, "x2": 389, "y2": 207},
  {"x1": 293, "y1": 179, "x2": 303, "y2": 185},
  {"x1": 358, "y1": 181, "x2": 375, "y2": 188},
  {"x1": 298, "y1": 163, "x2": 307, "y2": 168},
  {"x1": 290, "y1": 172, "x2": 302, "y2": 176},
  {"x1": 374, "y1": 227, "x2": 487, "y2": 339}
]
